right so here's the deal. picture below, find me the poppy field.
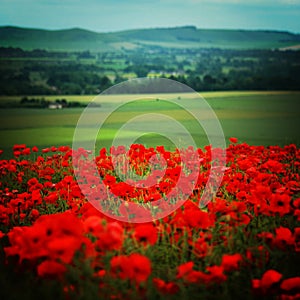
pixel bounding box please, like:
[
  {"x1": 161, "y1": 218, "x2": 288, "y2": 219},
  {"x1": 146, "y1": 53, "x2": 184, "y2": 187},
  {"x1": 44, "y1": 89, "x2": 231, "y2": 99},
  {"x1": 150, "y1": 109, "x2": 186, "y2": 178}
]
[{"x1": 0, "y1": 140, "x2": 299, "y2": 300}]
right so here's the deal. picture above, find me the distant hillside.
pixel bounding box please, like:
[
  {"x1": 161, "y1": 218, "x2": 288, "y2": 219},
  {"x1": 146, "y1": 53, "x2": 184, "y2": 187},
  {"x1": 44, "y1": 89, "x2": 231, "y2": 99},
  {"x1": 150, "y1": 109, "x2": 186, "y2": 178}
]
[{"x1": 1, "y1": 25, "x2": 300, "y2": 51}]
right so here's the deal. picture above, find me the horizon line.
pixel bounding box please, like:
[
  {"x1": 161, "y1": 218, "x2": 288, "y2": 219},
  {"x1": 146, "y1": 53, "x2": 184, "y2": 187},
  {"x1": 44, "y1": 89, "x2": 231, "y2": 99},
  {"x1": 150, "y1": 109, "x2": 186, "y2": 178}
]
[{"x1": 1, "y1": 24, "x2": 299, "y2": 35}]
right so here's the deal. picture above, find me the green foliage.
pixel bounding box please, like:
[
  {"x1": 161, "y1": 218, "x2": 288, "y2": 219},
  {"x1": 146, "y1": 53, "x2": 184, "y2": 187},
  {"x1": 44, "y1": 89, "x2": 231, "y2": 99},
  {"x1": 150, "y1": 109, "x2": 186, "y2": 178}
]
[{"x1": 1, "y1": 46, "x2": 299, "y2": 95}]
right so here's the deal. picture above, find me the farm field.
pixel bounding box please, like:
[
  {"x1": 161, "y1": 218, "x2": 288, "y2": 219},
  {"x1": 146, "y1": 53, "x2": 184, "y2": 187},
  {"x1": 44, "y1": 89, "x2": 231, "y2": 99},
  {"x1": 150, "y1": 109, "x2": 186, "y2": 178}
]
[{"x1": 0, "y1": 91, "x2": 300, "y2": 157}]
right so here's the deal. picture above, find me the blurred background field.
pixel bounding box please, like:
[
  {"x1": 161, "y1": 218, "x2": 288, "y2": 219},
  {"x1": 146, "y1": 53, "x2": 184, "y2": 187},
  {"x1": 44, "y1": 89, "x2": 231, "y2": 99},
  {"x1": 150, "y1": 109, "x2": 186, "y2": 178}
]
[{"x1": 0, "y1": 91, "x2": 299, "y2": 157}]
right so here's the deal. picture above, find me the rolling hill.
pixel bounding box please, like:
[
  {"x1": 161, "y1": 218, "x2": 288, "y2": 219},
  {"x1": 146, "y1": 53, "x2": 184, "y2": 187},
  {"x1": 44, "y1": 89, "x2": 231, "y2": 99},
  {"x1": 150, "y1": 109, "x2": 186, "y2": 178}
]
[{"x1": 0, "y1": 25, "x2": 300, "y2": 51}]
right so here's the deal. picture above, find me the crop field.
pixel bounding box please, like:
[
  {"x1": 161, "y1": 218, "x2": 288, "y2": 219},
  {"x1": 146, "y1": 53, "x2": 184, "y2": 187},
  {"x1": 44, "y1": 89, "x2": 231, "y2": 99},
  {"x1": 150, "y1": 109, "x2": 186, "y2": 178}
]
[{"x1": 0, "y1": 91, "x2": 300, "y2": 157}]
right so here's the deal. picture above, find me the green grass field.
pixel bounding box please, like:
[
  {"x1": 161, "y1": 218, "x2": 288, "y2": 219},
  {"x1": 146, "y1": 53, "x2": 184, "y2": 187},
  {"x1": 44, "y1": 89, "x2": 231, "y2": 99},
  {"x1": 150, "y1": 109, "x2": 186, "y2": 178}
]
[{"x1": 0, "y1": 91, "x2": 300, "y2": 157}]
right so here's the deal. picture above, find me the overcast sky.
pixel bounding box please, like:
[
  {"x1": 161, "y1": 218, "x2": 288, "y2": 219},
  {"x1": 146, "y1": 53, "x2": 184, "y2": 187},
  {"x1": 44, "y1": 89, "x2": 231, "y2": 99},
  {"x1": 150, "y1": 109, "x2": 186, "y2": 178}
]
[{"x1": 0, "y1": 0, "x2": 299, "y2": 33}]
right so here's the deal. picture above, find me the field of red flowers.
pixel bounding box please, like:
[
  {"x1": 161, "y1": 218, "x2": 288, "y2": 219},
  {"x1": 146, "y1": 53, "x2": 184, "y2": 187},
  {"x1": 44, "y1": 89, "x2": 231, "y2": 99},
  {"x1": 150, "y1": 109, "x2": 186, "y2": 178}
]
[{"x1": 0, "y1": 140, "x2": 299, "y2": 300}]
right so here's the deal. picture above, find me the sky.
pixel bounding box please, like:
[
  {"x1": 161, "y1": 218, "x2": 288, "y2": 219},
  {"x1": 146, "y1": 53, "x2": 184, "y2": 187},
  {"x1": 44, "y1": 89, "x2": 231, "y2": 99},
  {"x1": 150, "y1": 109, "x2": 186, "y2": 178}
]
[{"x1": 0, "y1": 0, "x2": 299, "y2": 33}]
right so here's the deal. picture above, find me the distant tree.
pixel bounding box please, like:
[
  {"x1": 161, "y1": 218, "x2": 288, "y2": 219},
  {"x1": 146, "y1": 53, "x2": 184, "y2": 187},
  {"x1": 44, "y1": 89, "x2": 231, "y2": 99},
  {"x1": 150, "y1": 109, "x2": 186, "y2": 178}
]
[
  {"x1": 99, "y1": 76, "x2": 112, "y2": 91},
  {"x1": 134, "y1": 66, "x2": 149, "y2": 78},
  {"x1": 114, "y1": 74, "x2": 125, "y2": 85}
]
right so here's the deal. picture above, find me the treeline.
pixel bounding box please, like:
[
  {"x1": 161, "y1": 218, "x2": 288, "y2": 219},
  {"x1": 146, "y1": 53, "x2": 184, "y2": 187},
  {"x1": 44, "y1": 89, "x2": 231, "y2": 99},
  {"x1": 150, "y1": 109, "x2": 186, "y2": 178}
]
[
  {"x1": 19, "y1": 97, "x2": 87, "y2": 108},
  {"x1": 0, "y1": 46, "x2": 299, "y2": 95},
  {"x1": 0, "y1": 47, "x2": 88, "y2": 58},
  {"x1": 0, "y1": 97, "x2": 94, "y2": 109},
  {"x1": 165, "y1": 70, "x2": 300, "y2": 91},
  {"x1": 0, "y1": 69, "x2": 113, "y2": 95}
]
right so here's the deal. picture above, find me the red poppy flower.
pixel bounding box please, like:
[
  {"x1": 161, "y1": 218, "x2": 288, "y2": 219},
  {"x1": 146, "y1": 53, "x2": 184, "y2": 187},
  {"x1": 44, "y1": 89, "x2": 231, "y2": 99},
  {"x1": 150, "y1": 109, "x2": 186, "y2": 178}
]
[
  {"x1": 270, "y1": 193, "x2": 291, "y2": 216},
  {"x1": 13, "y1": 150, "x2": 21, "y2": 158},
  {"x1": 221, "y1": 253, "x2": 243, "y2": 272},
  {"x1": 132, "y1": 224, "x2": 158, "y2": 246},
  {"x1": 83, "y1": 216, "x2": 104, "y2": 236},
  {"x1": 176, "y1": 261, "x2": 194, "y2": 280},
  {"x1": 118, "y1": 202, "x2": 152, "y2": 221},
  {"x1": 30, "y1": 209, "x2": 39, "y2": 219},
  {"x1": 96, "y1": 221, "x2": 124, "y2": 251},
  {"x1": 260, "y1": 269, "x2": 282, "y2": 293},
  {"x1": 176, "y1": 261, "x2": 206, "y2": 284},
  {"x1": 110, "y1": 253, "x2": 151, "y2": 284},
  {"x1": 273, "y1": 227, "x2": 294, "y2": 250},
  {"x1": 47, "y1": 236, "x2": 82, "y2": 263},
  {"x1": 110, "y1": 255, "x2": 132, "y2": 280},
  {"x1": 192, "y1": 238, "x2": 211, "y2": 258},
  {"x1": 206, "y1": 265, "x2": 227, "y2": 284},
  {"x1": 183, "y1": 208, "x2": 213, "y2": 229},
  {"x1": 42, "y1": 148, "x2": 50, "y2": 153},
  {"x1": 13, "y1": 144, "x2": 26, "y2": 151},
  {"x1": 280, "y1": 277, "x2": 300, "y2": 294},
  {"x1": 5, "y1": 225, "x2": 48, "y2": 261},
  {"x1": 21, "y1": 147, "x2": 31, "y2": 155},
  {"x1": 128, "y1": 253, "x2": 152, "y2": 284},
  {"x1": 37, "y1": 260, "x2": 66, "y2": 278},
  {"x1": 229, "y1": 137, "x2": 238, "y2": 144},
  {"x1": 153, "y1": 278, "x2": 179, "y2": 295},
  {"x1": 263, "y1": 159, "x2": 285, "y2": 173}
]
